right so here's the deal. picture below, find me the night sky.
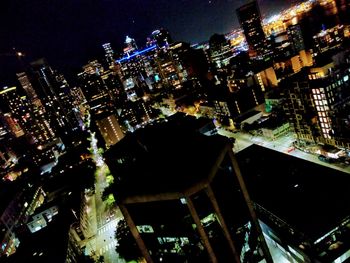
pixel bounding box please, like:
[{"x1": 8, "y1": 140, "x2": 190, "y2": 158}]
[{"x1": 0, "y1": 0, "x2": 296, "y2": 84}]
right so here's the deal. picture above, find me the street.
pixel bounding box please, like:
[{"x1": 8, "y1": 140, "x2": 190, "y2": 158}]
[
  {"x1": 84, "y1": 132, "x2": 126, "y2": 263},
  {"x1": 218, "y1": 129, "x2": 350, "y2": 175}
]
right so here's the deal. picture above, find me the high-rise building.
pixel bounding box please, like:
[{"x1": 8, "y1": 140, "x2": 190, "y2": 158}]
[
  {"x1": 282, "y1": 58, "x2": 350, "y2": 148},
  {"x1": 286, "y1": 24, "x2": 305, "y2": 54},
  {"x1": 100, "y1": 69, "x2": 125, "y2": 106},
  {"x1": 156, "y1": 49, "x2": 184, "y2": 89},
  {"x1": 151, "y1": 29, "x2": 173, "y2": 48},
  {"x1": 77, "y1": 61, "x2": 124, "y2": 116},
  {"x1": 0, "y1": 113, "x2": 10, "y2": 140},
  {"x1": 124, "y1": 36, "x2": 138, "y2": 56},
  {"x1": 0, "y1": 86, "x2": 55, "y2": 143},
  {"x1": 208, "y1": 34, "x2": 233, "y2": 69},
  {"x1": 102, "y1": 43, "x2": 115, "y2": 67},
  {"x1": 95, "y1": 113, "x2": 124, "y2": 147},
  {"x1": 1, "y1": 113, "x2": 24, "y2": 138},
  {"x1": 77, "y1": 67, "x2": 113, "y2": 116},
  {"x1": 16, "y1": 72, "x2": 58, "y2": 145},
  {"x1": 29, "y1": 59, "x2": 80, "y2": 144},
  {"x1": 117, "y1": 40, "x2": 160, "y2": 96},
  {"x1": 237, "y1": 1, "x2": 269, "y2": 58}
]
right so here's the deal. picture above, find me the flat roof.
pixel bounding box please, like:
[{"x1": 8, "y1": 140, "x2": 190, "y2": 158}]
[
  {"x1": 237, "y1": 144, "x2": 350, "y2": 241},
  {"x1": 104, "y1": 120, "x2": 230, "y2": 201}
]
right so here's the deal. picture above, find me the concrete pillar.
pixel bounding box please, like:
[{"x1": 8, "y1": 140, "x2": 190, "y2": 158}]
[
  {"x1": 228, "y1": 149, "x2": 273, "y2": 263},
  {"x1": 186, "y1": 196, "x2": 218, "y2": 263},
  {"x1": 205, "y1": 185, "x2": 240, "y2": 263},
  {"x1": 119, "y1": 204, "x2": 154, "y2": 263}
]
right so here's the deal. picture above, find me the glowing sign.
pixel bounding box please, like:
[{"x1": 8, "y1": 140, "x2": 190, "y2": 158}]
[{"x1": 116, "y1": 45, "x2": 157, "y2": 63}]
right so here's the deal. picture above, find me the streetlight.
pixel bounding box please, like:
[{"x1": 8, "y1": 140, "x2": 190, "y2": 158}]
[{"x1": 16, "y1": 51, "x2": 24, "y2": 57}]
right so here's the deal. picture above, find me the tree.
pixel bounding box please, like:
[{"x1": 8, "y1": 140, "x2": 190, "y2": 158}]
[
  {"x1": 97, "y1": 255, "x2": 104, "y2": 263},
  {"x1": 115, "y1": 220, "x2": 142, "y2": 262}
]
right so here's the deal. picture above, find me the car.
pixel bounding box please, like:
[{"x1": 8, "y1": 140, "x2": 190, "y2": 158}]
[
  {"x1": 286, "y1": 147, "x2": 295, "y2": 153},
  {"x1": 318, "y1": 155, "x2": 335, "y2": 163}
]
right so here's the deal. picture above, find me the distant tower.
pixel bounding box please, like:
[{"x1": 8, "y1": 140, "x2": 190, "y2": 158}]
[
  {"x1": 30, "y1": 59, "x2": 80, "y2": 135},
  {"x1": 208, "y1": 33, "x2": 233, "y2": 69},
  {"x1": 102, "y1": 43, "x2": 115, "y2": 67},
  {"x1": 237, "y1": 1, "x2": 268, "y2": 58},
  {"x1": 151, "y1": 28, "x2": 173, "y2": 47},
  {"x1": 287, "y1": 24, "x2": 305, "y2": 54},
  {"x1": 124, "y1": 36, "x2": 138, "y2": 56},
  {"x1": 95, "y1": 114, "x2": 124, "y2": 147},
  {"x1": 16, "y1": 72, "x2": 43, "y2": 108},
  {"x1": 0, "y1": 86, "x2": 55, "y2": 142}
]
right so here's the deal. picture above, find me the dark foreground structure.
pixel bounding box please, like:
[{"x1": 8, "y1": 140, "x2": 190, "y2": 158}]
[{"x1": 104, "y1": 121, "x2": 273, "y2": 263}]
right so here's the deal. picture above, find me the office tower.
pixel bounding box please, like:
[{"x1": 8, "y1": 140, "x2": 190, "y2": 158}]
[
  {"x1": 151, "y1": 28, "x2": 173, "y2": 48},
  {"x1": 104, "y1": 122, "x2": 273, "y2": 263},
  {"x1": 171, "y1": 45, "x2": 208, "y2": 82},
  {"x1": 69, "y1": 86, "x2": 87, "y2": 125},
  {"x1": 16, "y1": 72, "x2": 43, "y2": 108},
  {"x1": 0, "y1": 113, "x2": 10, "y2": 140},
  {"x1": 0, "y1": 86, "x2": 56, "y2": 145},
  {"x1": 208, "y1": 33, "x2": 233, "y2": 69},
  {"x1": 100, "y1": 69, "x2": 126, "y2": 106},
  {"x1": 95, "y1": 113, "x2": 124, "y2": 147},
  {"x1": 1, "y1": 113, "x2": 24, "y2": 138},
  {"x1": 78, "y1": 62, "x2": 115, "y2": 116},
  {"x1": 237, "y1": 1, "x2": 268, "y2": 58},
  {"x1": 124, "y1": 36, "x2": 138, "y2": 56},
  {"x1": 282, "y1": 57, "x2": 350, "y2": 148},
  {"x1": 29, "y1": 59, "x2": 80, "y2": 144},
  {"x1": 16, "y1": 72, "x2": 58, "y2": 144},
  {"x1": 0, "y1": 86, "x2": 27, "y2": 123},
  {"x1": 77, "y1": 60, "x2": 125, "y2": 114},
  {"x1": 167, "y1": 42, "x2": 191, "y2": 81},
  {"x1": 156, "y1": 49, "x2": 183, "y2": 89},
  {"x1": 102, "y1": 43, "x2": 115, "y2": 67},
  {"x1": 312, "y1": 25, "x2": 348, "y2": 54},
  {"x1": 82, "y1": 60, "x2": 104, "y2": 75},
  {"x1": 286, "y1": 24, "x2": 305, "y2": 54},
  {"x1": 117, "y1": 38, "x2": 160, "y2": 95},
  {"x1": 78, "y1": 61, "x2": 127, "y2": 145}
]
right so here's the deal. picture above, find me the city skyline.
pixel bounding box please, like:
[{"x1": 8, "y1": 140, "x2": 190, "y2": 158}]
[
  {"x1": 1, "y1": 0, "x2": 350, "y2": 262},
  {"x1": 0, "y1": 0, "x2": 296, "y2": 85}
]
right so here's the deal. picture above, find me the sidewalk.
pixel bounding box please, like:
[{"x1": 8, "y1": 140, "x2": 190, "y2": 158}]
[{"x1": 218, "y1": 128, "x2": 350, "y2": 175}]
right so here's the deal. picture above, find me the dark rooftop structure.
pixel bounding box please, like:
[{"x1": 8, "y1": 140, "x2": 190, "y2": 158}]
[
  {"x1": 237, "y1": 145, "x2": 350, "y2": 262},
  {"x1": 104, "y1": 120, "x2": 273, "y2": 263},
  {"x1": 104, "y1": 119, "x2": 228, "y2": 201}
]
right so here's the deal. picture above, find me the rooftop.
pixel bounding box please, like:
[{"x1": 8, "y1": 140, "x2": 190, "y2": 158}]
[
  {"x1": 104, "y1": 120, "x2": 230, "y2": 202},
  {"x1": 237, "y1": 144, "x2": 350, "y2": 241}
]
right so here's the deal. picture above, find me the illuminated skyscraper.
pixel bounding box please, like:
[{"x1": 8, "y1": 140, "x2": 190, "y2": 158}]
[
  {"x1": 282, "y1": 58, "x2": 350, "y2": 147},
  {"x1": 124, "y1": 36, "x2": 138, "y2": 56},
  {"x1": 237, "y1": 1, "x2": 268, "y2": 58},
  {"x1": 151, "y1": 28, "x2": 173, "y2": 48},
  {"x1": 117, "y1": 41, "x2": 159, "y2": 96},
  {"x1": 30, "y1": 59, "x2": 80, "y2": 141},
  {"x1": 2, "y1": 113, "x2": 24, "y2": 138},
  {"x1": 95, "y1": 113, "x2": 124, "y2": 147},
  {"x1": 286, "y1": 24, "x2": 305, "y2": 54},
  {"x1": 208, "y1": 33, "x2": 233, "y2": 69},
  {"x1": 102, "y1": 43, "x2": 115, "y2": 67},
  {"x1": 77, "y1": 61, "x2": 117, "y2": 116},
  {"x1": 16, "y1": 72, "x2": 42, "y2": 108},
  {"x1": 0, "y1": 86, "x2": 55, "y2": 143}
]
